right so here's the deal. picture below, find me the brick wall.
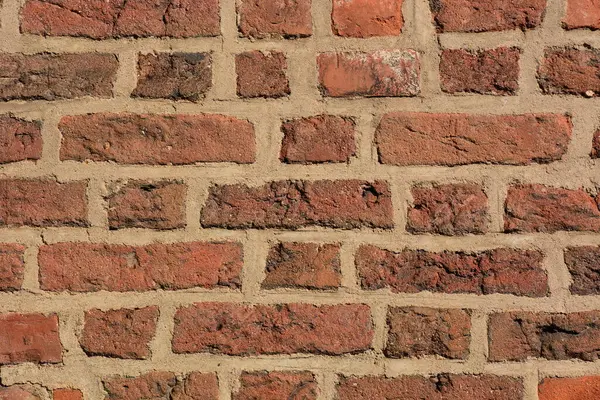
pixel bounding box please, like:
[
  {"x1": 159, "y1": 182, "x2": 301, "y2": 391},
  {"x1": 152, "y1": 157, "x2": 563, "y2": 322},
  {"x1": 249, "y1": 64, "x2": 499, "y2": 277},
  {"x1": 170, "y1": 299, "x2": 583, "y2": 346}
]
[{"x1": 1, "y1": 0, "x2": 600, "y2": 399}]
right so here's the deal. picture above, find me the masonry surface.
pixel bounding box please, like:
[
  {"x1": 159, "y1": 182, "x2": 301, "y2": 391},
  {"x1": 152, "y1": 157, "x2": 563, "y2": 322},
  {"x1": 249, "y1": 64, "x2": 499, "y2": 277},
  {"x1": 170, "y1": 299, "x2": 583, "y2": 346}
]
[{"x1": 2, "y1": 0, "x2": 600, "y2": 399}]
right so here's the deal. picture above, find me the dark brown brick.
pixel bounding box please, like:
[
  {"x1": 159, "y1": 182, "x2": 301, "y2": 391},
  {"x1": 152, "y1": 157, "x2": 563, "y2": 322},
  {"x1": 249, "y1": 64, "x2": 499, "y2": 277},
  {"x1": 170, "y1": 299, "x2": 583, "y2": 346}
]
[
  {"x1": 236, "y1": 51, "x2": 290, "y2": 98},
  {"x1": 538, "y1": 47, "x2": 600, "y2": 96},
  {"x1": 565, "y1": 246, "x2": 600, "y2": 295}
]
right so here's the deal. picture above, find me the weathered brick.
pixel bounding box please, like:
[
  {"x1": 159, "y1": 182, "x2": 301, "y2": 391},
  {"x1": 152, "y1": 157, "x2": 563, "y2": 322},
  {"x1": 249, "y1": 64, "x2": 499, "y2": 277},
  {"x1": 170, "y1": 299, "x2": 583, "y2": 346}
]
[
  {"x1": 593, "y1": 128, "x2": 600, "y2": 158},
  {"x1": 132, "y1": 53, "x2": 212, "y2": 101},
  {"x1": 38, "y1": 242, "x2": 242, "y2": 292},
  {"x1": 0, "y1": 180, "x2": 88, "y2": 227},
  {"x1": 0, "y1": 386, "x2": 42, "y2": 400},
  {"x1": 172, "y1": 303, "x2": 373, "y2": 355},
  {"x1": 538, "y1": 48, "x2": 600, "y2": 95},
  {"x1": 238, "y1": 0, "x2": 312, "y2": 38},
  {"x1": 565, "y1": 246, "x2": 600, "y2": 295},
  {"x1": 0, "y1": 53, "x2": 117, "y2": 101},
  {"x1": 489, "y1": 311, "x2": 600, "y2": 361},
  {"x1": 80, "y1": 307, "x2": 159, "y2": 359},
  {"x1": 376, "y1": 113, "x2": 571, "y2": 166},
  {"x1": 563, "y1": 0, "x2": 600, "y2": 30},
  {"x1": 430, "y1": 0, "x2": 546, "y2": 32},
  {"x1": 234, "y1": 371, "x2": 317, "y2": 400},
  {"x1": 20, "y1": 0, "x2": 220, "y2": 39},
  {"x1": 331, "y1": 0, "x2": 403, "y2": 37},
  {"x1": 440, "y1": 47, "x2": 520, "y2": 95},
  {"x1": 106, "y1": 181, "x2": 186, "y2": 230},
  {"x1": 236, "y1": 51, "x2": 290, "y2": 98},
  {"x1": 407, "y1": 183, "x2": 489, "y2": 235},
  {"x1": 280, "y1": 115, "x2": 356, "y2": 164},
  {"x1": 0, "y1": 313, "x2": 62, "y2": 364},
  {"x1": 337, "y1": 375, "x2": 524, "y2": 400},
  {"x1": 539, "y1": 376, "x2": 600, "y2": 400},
  {"x1": 263, "y1": 242, "x2": 342, "y2": 290},
  {"x1": 52, "y1": 389, "x2": 83, "y2": 400},
  {"x1": 386, "y1": 307, "x2": 471, "y2": 359},
  {"x1": 0, "y1": 116, "x2": 42, "y2": 164},
  {"x1": 356, "y1": 246, "x2": 547, "y2": 296},
  {"x1": 200, "y1": 180, "x2": 394, "y2": 230},
  {"x1": 59, "y1": 113, "x2": 255, "y2": 164},
  {"x1": 504, "y1": 184, "x2": 600, "y2": 233},
  {"x1": 318, "y1": 50, "x2": 420, "y2": 97},
  {"x1": 0, "y1": 244, "x2": 25, "y2": 291}
]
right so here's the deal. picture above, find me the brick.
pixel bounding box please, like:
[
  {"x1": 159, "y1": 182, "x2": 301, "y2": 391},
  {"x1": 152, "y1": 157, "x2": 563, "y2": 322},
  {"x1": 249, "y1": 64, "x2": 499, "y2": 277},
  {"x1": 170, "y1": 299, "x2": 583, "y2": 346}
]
[
  {"x1": 337, "y1": 374, "x2": 523, "y2": 400},
  {"x1": 357, "y1": 246, "x2": 547, "y2": 296},
  {"x1": 538, "y1": 48, "x2": 600, "y2": 96},
  {"x1": 200, "y1": 180, "x2": 393, "y2": 230},
  {"x1": 234, "y1": 371, "x2": 317, "y2": 400},
  {"x1": 489, "y1": 311, "x2": 600, "y2": 361},
  {"x1": 263, "y1": 242, "x2": 342, "y2": 290},
  {"x1": 132, "y1": 53, "x2": 212, "y2": 101},
  {"x1": 564, "y1": 246, "x2": 600, "y2": 295},
  {"x1": 430, "y1": 0, "x2": 546, "y2": 32},
  {"x1": 376, "y1": 113, "x2": 571, "y2": 166},
  {"x1": 52, "y1": 389, "x2": 83, "y2": 400},
  {"x1": 0, "y1": 313, "x2": 62, "y2": 364},
  {"x1": 59, "y1": 113, "x2": 255, "y2": 164},
  {"x1": 0, "y1": 116, "x2": 42, "y2": 164},
  {"x1": 106, "y1": 181, "x2": 186, "y2": 230},
  {"x1": 318, "y1": 50, "x2": 420, "y2": 97},
  {"x1": 440, "y1": 48, "x2": 520, "y2": 95},
  {"x1": 331, "y1": 0, "x2": 403, "y2": 37},
  {"x1": 0, "y1": 53, "x2": 117, "y2": 101},
  {"x1": 0, "y1": 179, "x2": 88, "y2": 227},
  {"x1": 593, "y1": 129, "x2": 600, "y2": 158},
  {"x1": 103, "y1": 371, "x2": 218, "y2": 400},
  {"x1": 563, "y1": 0, "x2": 600, "y2": 30},
  {"x1": 280, "y1": 115, "x2": 356, "y2": 164},
  {"x1": 238, "y1": 0, "x2": 311, "y2": 38},
  {"x1": 0, "y1": 386, "x2": 41, "y2": 400},
  {"x1": 407, "y1": 183, "x2": 489, "y2": 235},
  {"x1": 20, "y1": 0, "x2": 220, "y2": 39},
  {"x1": 38, "y1": 242, "x2": 242, "y2": 292},
  {"x1": 386, "y1": 307, "x2": 471, "y2": 359},
  {"x1": 236, "y1": 51, "x2": 290, "y2": 98},
  {"x1": 80, "y1": 306, "x2": 159, "y2": 359},
  {"x1": 504, "y1": 184, "x2": 600, "y2": 233},
  {"x1": 0, "y1": 244, "x2": 25, "y2": 291},
  {"x1": 539, "y1": 376, "x2": 600, "y2": 400},
  {"x1": 172, "y1": 303, "x2": 373, "y2": 355}
]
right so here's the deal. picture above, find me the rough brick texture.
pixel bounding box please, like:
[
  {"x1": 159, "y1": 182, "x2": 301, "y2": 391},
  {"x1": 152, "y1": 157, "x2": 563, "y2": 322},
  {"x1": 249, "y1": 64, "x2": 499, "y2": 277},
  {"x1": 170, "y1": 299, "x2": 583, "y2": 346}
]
[
  {"x1": 238, "y1": 0, "x2": 312, "y2": 38},
  {"x1": 234, "y1": 371, "x2": 318, "y2": 400},
  {"x1": 564, "y1": 246, "x2": 600, "y2": 295},
  {"x1": 0, "y1": 116, "x2": 42, "y2": 164},
  {"x1": 236, "y1": 51, "x2": 290, "y2": 98},
  {"x1": 0, "y1": 386, "x2": 42, "y2": 400},
  {"x1": 538, "y1": 48, "x2": 600, "y2": 96},
  {"x1": 0, "y1": 244, "x2": 25, "y2": 291},
  {"x1": 539, "y1": 376, "x2": 600, "y2": 400},
  {"x1": 331, "y1": 0, "x2": 403, "y2": 37},
  {"x1": 52, "y1": 389, "x2": 83, "y2": 400},
  {"x1": 357, "y1": 246, "x2": 547, "y2": 296},
  {"x1": 38, "y1": 242, "x2": 242, "y2": 291},
  {"x1": 0, "y1": 313, "x2": 62, "y2": 364},
  {"x1": 563, "y1": 0, "x2": 600, "y2": 30}
]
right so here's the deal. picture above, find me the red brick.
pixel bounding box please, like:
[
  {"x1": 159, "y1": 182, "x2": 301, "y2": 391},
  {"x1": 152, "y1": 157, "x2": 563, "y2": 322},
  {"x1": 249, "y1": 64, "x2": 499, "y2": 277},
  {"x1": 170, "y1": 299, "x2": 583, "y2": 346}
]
[
  {"x1": 263, "y1": 242, "x2": 342, "y2": 290},
  {"x1": 538, "y1": 48, "x2": 600, "y2": 96},
  {"x1": 200, "y1": 180, "x2": 393, "y2": 230},
  {"x1": 0, "y1": 244, "x2": 25, "y2": 291},
  {"x1": 52, "y1": 389, "x2": 83, "y2": 400},
  {"x1": 0, "y1": 53, "x2": 117, "y2": 101},
  {"x1": 440, "y1": 48, "x2": 520, "y2": 95},
  {"x1": 331, "y1": 0, "x2": 403, "y2": 37},
  {"x1": 430, "y1": 0, "x2": 546, "y2": 32},
  {"x1": 20, "y1": 0, "x2": 220, "y2": 39},
  {"x1": 0, "y1": 179, "x2": 88, "y2": 227},
  {"x1": 407, "y1": 183, "x2": 489, "y2": 235},
  {"x1": 376, "y1": 113, "x2": 571, "y2": 166},
  {"x1": 337, "y1": 375, "x2": 523, "y2": 400},
  {"x1": 59, "y1": 113, "x2": 255, "y2": 164},
  {"x1": 234, "y1": 371, "x2": 317, "y2": 400},
  {"x1": 386, "y1": 307, "x2": 471, "y2": 359},
  {"x1": 38, "y1": 242, "x2": 242, "y2": 292},
  {"x1": 107, "y1": 181, "x2": 186, "y2": 230},
  {"x1": 172, "y1": 303, "x2": 373, "y2": 355},
  {"x1": 0, "y1": 386, "x2": 41, "y2": 400},
  {"x1": 489, "y1": 311, "x2": 600, "y2": 361},
  {"x1": 593, "y1": 128, "x2": 600, "y2": 158},
  {"x1": 504, "y1": 184, "x2": 600, "y2": 233},
  {"x1": 280, "y1": 115, "x2": 356, "y2": 164},
  {"x1": 132, "y1": 53, "x2": 212, "y2": 101},
  {"x1": 0, "y1": 116, "x2": 42, "y2": 164},
  {"x1": 318, "y1": 50, "x2": 420, "y2": 97},
  {"x1": 563, "y1": 0, "x2": 600, "y2": 30},
  {"x1": 80, "y1": 306, "x2": 159, "y2": 359},
  {"x1": 238, "y1": 0, "x2": 312, "y2": 38},
  {"x1": 236, "y1": 51, "x2": 290, "y2": 98},
  {"x1": 356, "y1": 246, "x2": 547, "y2": 296},
  {"x1": 0, "y1": 313, "x2": 62, "y2": 364},
  {"x1": 539, "y1": 376, "x2": 600, "y2": 400},
  {"x1": 564, "y1": 246, "x2": 600, "y2": 295}
]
